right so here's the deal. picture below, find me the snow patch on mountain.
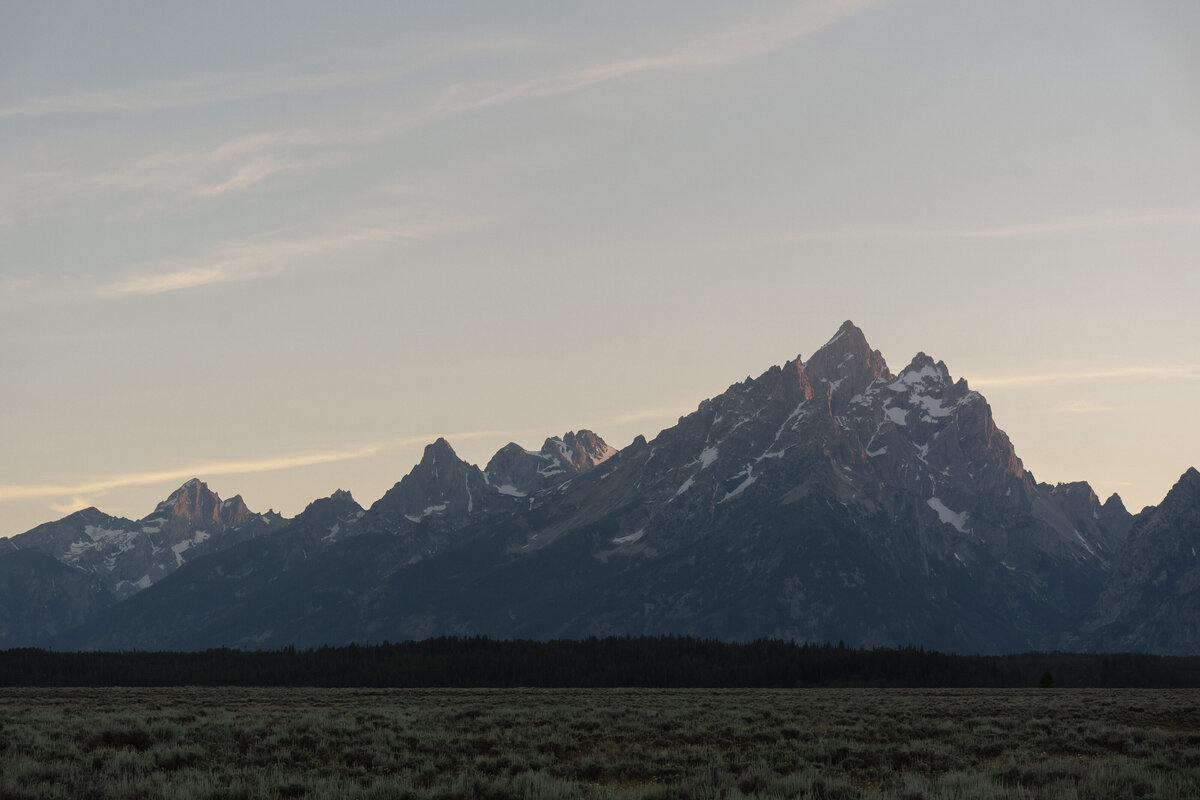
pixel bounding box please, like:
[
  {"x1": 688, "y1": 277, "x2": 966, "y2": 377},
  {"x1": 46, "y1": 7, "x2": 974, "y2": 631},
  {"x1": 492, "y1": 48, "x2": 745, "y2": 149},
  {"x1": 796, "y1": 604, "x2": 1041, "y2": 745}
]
[
  {"x1": 613, "y1": 529, "x2": 645, "y2": 545},
  {"x1": 927, "y1": 498, "x2": 970, "y2": 533},
  {"x1": 720, "y1": 468, "x2": 758, "y2": 503}
]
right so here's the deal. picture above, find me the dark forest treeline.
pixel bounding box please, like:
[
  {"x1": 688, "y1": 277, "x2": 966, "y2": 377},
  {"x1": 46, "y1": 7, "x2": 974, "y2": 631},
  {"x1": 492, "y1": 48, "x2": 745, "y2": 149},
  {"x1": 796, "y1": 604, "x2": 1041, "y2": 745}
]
[{"x1": 1, "y1": 637, "x2": 1198, "y2": 688}]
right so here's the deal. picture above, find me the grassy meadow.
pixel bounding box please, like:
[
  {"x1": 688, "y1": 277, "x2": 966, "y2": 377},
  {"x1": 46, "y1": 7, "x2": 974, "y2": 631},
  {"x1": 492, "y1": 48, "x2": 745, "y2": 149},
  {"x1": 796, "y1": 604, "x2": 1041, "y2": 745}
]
[{"x1": 0, "y1": 688, "x2": 1196, "y2": 799}]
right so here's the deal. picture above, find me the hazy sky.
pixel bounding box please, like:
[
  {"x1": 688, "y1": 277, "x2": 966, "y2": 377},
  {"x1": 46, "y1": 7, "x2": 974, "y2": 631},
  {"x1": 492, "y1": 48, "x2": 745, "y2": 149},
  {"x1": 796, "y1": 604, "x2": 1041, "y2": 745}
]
[{"x1": 3, "y1": 1, "x2": 1198, "y2": 536}]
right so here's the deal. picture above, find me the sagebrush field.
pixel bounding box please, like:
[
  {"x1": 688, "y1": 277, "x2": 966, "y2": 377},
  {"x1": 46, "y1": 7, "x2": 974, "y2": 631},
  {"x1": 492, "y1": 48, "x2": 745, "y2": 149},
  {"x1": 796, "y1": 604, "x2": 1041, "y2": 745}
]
[{"x1": 1, "y1": 688, "x2": 1196, "y2": 799}]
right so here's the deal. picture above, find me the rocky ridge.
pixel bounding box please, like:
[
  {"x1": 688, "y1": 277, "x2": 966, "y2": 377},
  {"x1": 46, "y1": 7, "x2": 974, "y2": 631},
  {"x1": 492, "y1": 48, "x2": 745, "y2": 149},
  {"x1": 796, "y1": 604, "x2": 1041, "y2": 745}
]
[
  {"x1": 6, "y1": 322, "x2": 1197, "y2": 654},
  {"x1": 3, "y1": 479, "x2": 285, "y2": 600}
]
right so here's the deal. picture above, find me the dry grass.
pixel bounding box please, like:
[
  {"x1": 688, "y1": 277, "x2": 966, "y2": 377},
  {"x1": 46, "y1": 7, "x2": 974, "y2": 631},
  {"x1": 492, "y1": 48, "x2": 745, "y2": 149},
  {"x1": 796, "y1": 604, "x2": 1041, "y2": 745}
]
[{"x1": 0, "y1": 688, "x2": 1196, "y2": 799}]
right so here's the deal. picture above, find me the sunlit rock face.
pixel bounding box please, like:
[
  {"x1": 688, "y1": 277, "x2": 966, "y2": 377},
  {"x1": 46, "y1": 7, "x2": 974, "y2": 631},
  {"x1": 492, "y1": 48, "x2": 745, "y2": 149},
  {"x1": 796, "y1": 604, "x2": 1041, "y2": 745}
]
[{"x1": 484, "y1": 430, "x2": 617, "y2": 498}]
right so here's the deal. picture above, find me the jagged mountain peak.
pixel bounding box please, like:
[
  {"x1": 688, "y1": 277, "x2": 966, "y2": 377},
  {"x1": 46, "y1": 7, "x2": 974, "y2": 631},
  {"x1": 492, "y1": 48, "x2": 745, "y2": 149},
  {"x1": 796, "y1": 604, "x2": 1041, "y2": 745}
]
[
  {"x1": 218, "y1": 494, "x2": 254, "y2": 526},
  {"x1": 805, "y1": 320, "x2": 877, "y2": 368},
  {"x1": 1075, "y1": 466, "x2": 1200, "y2": 653},
  {"x1": 295, "y1": 490, "x2": 365, "y2": 535},
  {"x1": 303, "y1": 489, "x2": 362, "y2": 514},
  {"x1": 62, "y1": 507, "x2": 107, "y2": 524},
  {"x1": 1049, "y1": 481, "x2": 1100, "y2": 505},
  {"x1": 544, "y1": 430, "x2": 617, "y2": 472},
  {"x1": 1102, "y1": 493, "x2": 1128, "y2": 515},
  {"x1": 828, "y1": 319, "x2": 868, "y2": 347},
  {"x1": 485, "y1": 430, "x2": 616, "y2": 498},
  {"x1": 1161, "y1": 467, "x2": 1200, "y2": 509},
  {"x1": 27, "y1": 324, "x2": 1200, "y2": 656},
  {"x1": 422, "y1": 437, "x2": 459, "y2": 463},
  {"x1": 371, "y1": 438, "x2": 489, "y2": 528},
  {"x1": 401, "y1": 438, "x2": 476, "y2": 486},
  {"x1": 895, "y1": 352, "x2": 951, "y2": 386},
  {"x1": 153, "y1": 478, "x2": 221, "y2": 524},
  {"x1": 803, "y1": 321, "x2": 893, "y2": 411}
]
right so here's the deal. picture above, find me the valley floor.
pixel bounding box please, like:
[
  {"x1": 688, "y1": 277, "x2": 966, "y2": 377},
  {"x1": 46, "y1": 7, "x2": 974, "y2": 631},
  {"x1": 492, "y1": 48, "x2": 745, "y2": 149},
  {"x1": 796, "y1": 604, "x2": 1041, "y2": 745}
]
[{"x1": 0, "y1": 687, "x2": 1196, "y2": 799}]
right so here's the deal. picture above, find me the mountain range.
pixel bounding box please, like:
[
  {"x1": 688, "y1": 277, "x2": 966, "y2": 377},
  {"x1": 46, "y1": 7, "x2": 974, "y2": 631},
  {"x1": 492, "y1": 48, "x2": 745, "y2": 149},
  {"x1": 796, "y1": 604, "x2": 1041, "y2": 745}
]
[{"x1": 2, "y1": 322, "x2": 1196, "y2": 654}]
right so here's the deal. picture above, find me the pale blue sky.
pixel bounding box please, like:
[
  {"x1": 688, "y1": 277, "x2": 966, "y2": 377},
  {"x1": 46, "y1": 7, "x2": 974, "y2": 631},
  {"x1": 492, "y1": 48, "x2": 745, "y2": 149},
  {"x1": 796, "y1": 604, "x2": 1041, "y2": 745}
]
[{"x1": 3, "y1": 1, "x2": 1198, "y2": 535}]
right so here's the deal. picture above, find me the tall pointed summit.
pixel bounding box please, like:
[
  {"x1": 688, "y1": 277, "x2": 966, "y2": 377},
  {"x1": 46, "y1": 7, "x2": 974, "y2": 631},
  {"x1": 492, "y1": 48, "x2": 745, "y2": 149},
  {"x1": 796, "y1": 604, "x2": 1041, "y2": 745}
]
[{"x1": 803, "y1": 320, "x2": 894, "y2": 413}]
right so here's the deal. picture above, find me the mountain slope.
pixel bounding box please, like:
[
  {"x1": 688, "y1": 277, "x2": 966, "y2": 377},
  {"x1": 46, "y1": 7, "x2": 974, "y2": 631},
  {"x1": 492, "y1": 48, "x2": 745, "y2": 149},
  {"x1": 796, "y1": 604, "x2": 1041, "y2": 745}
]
[
  {"x1": 0, "y1": 480, "x2": 287, "y2": 647},
  {"x1": 6, "y1": 479, "x2": 285, "y2": 600},
  {"x1": 52, "y1": 321, "x2": 1169, "y2": 653},
  {"x1": 1072, "y1": 468, "x2": 1200, "y2": 654},
  {"x1": 0, "y1": 550, "x2": 116, "y2": 647}
]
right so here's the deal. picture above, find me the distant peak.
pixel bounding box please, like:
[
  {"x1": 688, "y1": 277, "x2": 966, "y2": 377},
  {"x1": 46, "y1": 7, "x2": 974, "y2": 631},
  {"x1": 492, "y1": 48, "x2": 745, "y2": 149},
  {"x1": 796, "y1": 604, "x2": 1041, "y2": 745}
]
[
  {"x1": 218, "y1": 494, "x2": 254, "y2": 526},
  {"x1": 167, "y1": 477, "x2": 206, "y2": 495},
  {"x1": 1050, "y1": 481, "x2": 1099, "y2": 505},
  {"x1": 1176, "y1": 467, "x2": 1200, "y2": 494},
  {"x1": 1102, "y1": 492, "x2": 1128, "y2": 515},
  {"x1": 806, "y1": 321, "x2": 880, "y2": 366},
  {"x1": 895, "y1": 353, "x2": 952, "y2": 387},
  {"x1": 154, "y1": 478, "x2": 221, "y2": 524},
  {"x1": 422, "y1": 438, "x2": 459, "y2": 462},
  {"x1": 301, "y1": 489, "x2": 363, "y2": 518},
  {"x1": 834, "y1": 319, "x2": 862, "y2": 337},
  {"x1": 1157, "y1": 467, "x2": 1200, "y2": 510},
  {"x1": 803, "y1": 321, "x2": 893, "y2": 406},
  {"x1": 820, "y1": 320, "x2": 867, "y2": 350},
  {"x1": 543, "y1": 429, "x2": 616, "y2": 472}
]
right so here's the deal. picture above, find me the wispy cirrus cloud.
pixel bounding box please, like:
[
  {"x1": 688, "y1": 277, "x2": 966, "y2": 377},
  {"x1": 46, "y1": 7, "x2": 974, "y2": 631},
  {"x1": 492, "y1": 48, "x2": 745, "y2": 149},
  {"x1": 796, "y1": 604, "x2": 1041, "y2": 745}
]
[
  {"x1": 0, "y1": 67, "x2": 407, "y2": 118},
  {"x1": 972, "y1": 365, "x2": 1200, "y2": 389},
  {"x1": 751, "y1": 210, "x2": 1200, "y2": 246},
  {"x1": 0, "y1": 429, "x2": 509, "y2": 508},
  {"x1": 1054, "y1": 400, "x2": 1117, "y2": 414},
  {"x1": 7, "y1": 2, "x2": 882, "y2": 218},
  {"x1": 95, "y1": 220, "x2": 453, "y2": 299},
  {"x1": 4, "y1": 4, "x2": 874, "y2": 121},
  {"x1": 196, "y1": 155, "x2": 297, "y2": 198},
  {"x1": 896, "y1": 211, "x2": 1200, "y2": 240},
  {"x1": 0, "y1": 36, "x2": 538, "y2": 118},
  {"x1": 428, "y1": 0, "x2": 881, "y2": 118},
  {"x1": 3, "y1": 132, "x2": 324, "y2": 228}
]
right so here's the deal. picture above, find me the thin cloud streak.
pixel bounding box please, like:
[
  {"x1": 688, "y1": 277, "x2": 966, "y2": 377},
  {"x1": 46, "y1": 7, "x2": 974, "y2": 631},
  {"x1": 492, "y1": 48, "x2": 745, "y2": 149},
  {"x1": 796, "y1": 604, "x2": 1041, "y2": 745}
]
[
  {"x1": 1055, "y1": 400, "x2": 1117, "y2": 414},
  {"x1": 2, "y1": 4, "x2": 873, "y2": 120},
  {"x1": 7, "y1": 3, "x2": 881, "y2": 218},
  {"x1": 0, "y1": 429, "x2": 510, "y2": 507},
  {"x1": 899, "y1": 211, "x2": 1200, "y2": 239},
  {"x1": 196, "y1": 155, "x2": 296, "y2": 197},
  {"x1": 0, "y1": 37, "x2": 538, "y2": 118},
  {"x1": 973, "y1": 365, "x2": 1200, "y2": 388},
  {"x1": 0, "y1": 68, "x2": 405, "y2": 117},
  {"x1": 757, "y1": 211, "x2": 1200, "y2": 245},
  {"x1": 429, "y1": 0, "x2": 881, "y2": 119},
  {"x1": 14, "y1": 131, "x2": 317, "y2": 205},
  {"x1": 95, "y1": 221, "x2": 447, "y2": 299}
]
